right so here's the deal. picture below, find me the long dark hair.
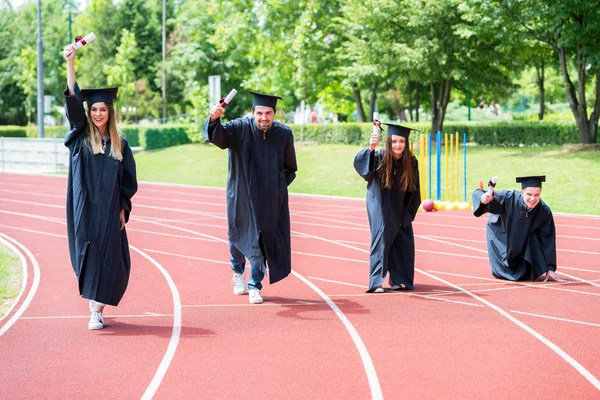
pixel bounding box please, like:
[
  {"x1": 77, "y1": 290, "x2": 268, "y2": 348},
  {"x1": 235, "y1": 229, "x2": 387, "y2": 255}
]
[{"x1": 376, "y1": 135, "x2": 417, "y2": 191}]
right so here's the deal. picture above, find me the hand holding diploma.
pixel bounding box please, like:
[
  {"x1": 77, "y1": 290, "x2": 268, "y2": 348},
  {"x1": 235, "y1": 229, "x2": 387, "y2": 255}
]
[
  {"x1": 370, "y1": 112, "x2": 382, "y2": 152},
  {"x1": 63, "y1": 33, "x2": 96, "y2": 58},
  {"x1": 480, "y1": 176, "x2": 498, "y2": 204},
  {"x1": 210, "y1": 89, "x2": 237, "y2": 122}
]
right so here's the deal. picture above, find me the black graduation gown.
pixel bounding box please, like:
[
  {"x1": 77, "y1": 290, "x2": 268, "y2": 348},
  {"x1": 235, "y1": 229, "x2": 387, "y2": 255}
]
[
  {"x1": 354, "y1": 149, "x2": 421, "y2": 291},
  {"x1": 64, "y1": 84, "x2": 138, "y2": 306},
  {"x1": 203, "y1": 116, "x2": 297, "y2": 284},
  {"x1": 472, "y1": 189, "x2": 557, "y2": 281}
]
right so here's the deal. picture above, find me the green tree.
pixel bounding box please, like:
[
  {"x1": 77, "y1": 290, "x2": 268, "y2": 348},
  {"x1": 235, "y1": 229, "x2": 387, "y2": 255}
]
[
  {"x1": 495, "y1": 0, "x2": 600, "y2": 143},
  {"x1": 104, "y1": 29, "x2": 138, "y2": 123}
]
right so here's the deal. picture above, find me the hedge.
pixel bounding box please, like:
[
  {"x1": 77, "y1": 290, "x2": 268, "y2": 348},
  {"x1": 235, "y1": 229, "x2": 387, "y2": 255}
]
[
  {"x1": 289, "y1": 120, "x2": 581, "y2": 146},
  {"x1": 0, "y1": 126, "x2": 27, "y2": 137},
  {"x1": 0, "y1": 120, "x2": 584, "y2": 148}
]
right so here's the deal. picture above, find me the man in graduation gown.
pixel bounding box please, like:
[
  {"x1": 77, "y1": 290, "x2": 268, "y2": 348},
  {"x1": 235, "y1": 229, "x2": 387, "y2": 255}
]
[
  {"x1": 203, "y1": 91, "x2": 297, "y2": 304},
  {"x1": 472, "y1": 175, "x2": 564, "y2": 282}
]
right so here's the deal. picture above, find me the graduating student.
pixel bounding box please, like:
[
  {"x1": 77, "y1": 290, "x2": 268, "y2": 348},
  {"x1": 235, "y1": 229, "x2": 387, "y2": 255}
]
[
  {"x1": 63, "y1": 42, "x2": 138, "y2": 330},
  {"x1": 354, "y1": 123, "x2": 421, "y2": 293},
  {"x1": 203, "y1": 91, "x2": 297, "y2": 304},
  {"x1": 472, "y1": 175, "x2": 564, "y2": 282}
]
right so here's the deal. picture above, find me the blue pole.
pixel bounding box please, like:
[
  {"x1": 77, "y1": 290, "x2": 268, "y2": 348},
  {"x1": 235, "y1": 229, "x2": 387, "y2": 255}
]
[
  {"x1": 436, "y1": 131, "x2": 441, "y2": 201},
  {"x1": 463, "y1": 133, "x2": 467, "y2": 202}
]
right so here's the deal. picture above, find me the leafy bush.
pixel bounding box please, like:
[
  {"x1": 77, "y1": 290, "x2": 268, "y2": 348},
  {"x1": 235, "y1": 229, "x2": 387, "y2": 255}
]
[
  {"x1": 144, "y1": 124, "x2": 191, "y2": 150},
  {"x1": 0, "y1": 126, "x2": 27, "y2": 137}
]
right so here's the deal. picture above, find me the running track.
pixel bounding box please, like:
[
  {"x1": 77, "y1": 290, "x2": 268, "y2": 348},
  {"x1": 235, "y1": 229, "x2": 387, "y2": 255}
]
[{"x1": 1, "y1": 172, "x2": 599, "y2": 399}]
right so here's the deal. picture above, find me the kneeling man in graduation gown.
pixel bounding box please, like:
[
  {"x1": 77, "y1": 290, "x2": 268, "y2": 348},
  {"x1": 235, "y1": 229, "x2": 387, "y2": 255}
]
[
  {"x1": 203, "y1": 91, "x2": 297, "y2": 304},
  {"x1": 472, "y1": 175, "x2": 564, "y2": 282}
]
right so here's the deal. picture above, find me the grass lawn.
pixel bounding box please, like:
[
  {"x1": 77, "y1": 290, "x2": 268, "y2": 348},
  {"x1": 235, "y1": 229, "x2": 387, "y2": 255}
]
[
  {"x1": 0, "y1": 244, "x2": 22, "y2": 318},
  {"x1": 135, "y1": 143, "x2": 600, "y2": 215}
]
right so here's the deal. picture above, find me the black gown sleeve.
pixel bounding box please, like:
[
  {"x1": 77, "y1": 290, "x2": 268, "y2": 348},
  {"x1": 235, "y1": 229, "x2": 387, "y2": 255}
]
[
  {"x1": 472, "y1": 189, "x2": 506, "y2": 217},
  {"x1": 203, "y1": 117, "x2": 232, "y2": 149},
  {"x1": 354, "y1": 148, "x2": 378, "y2": 181},
  {"x1": 284, "y1": 131, "x2": 297, "y2": 186},
  {"x1": 403, "y1": 157, "x2": 421, "y2": 226},
  {"x1": 120, "y1": 140, "x2": 138, "y2": 223},
  {"x1": 64, "y1": 83, "x2": 88, "y2": 148},
  {"x1": 538, "y1": 210, "x2": 558, "y2": 271}
]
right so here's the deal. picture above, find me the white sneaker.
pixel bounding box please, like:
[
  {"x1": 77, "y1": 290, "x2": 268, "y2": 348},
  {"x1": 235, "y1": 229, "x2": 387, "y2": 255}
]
[
  {"x1": 373, "y1": 287, "x2": 384, "y2": 293},
  {"x1": 249, "y1": 289, "x2": 263, "y2": 304},
  {"x1": 88, "y1": 311, "x2": 104, "y2": 330},
  {"x1": 232, "y1": 272, "x2": 247, "y2": 295}
]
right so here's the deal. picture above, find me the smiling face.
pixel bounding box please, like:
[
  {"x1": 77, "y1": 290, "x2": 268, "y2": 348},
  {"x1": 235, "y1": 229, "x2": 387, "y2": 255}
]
[
  {"x1": 252, "y1": 105, "x2": 275, "y2": 131},
  {"x1": 89, "y1": 102, "x2": 110, "y2": 133},
  {"x1": 390, "y1": 135, "x2": 406, "y2": 159},
  {"x1": 521, "y1": 187, "x2": 542, "y2": 209}
]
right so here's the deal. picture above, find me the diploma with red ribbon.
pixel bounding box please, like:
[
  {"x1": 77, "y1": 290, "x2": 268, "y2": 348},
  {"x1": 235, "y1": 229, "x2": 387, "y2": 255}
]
[
  {"x1": 64, "y1": 32, "x2": 96, "y2": 56},
  {"x1": 486, "y1": 176, "x2": 498, "y2": 197},
  {"x1": 372, "y1": 112, "x2": 383, "y2": 135},
  {"x1": 219, "y1": 89, "x2": 237, "y2": 108}
]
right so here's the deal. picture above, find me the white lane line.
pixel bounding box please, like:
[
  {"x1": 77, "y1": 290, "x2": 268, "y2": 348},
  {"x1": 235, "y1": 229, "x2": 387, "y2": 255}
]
[
  {"x1": 133, "y1": 246, "x2": 182, "y2": 400},
  {"x1": 307, "y1": 276, "x2": 368, "y2": 288},
  {"x1": 0, "y1": 234, "x2": 41, "y2": 338},
  {"x1": 294, "y1": 251, "x2": 367, "y2": 264},
  {"x1": 297, "y1": 230, "x2": 600, "y2": 390},
  {"x1": 306, "y1": 276, "x2": 483, "y2": 308},
  {"x1": 429, "y1": 270, "x2": 600, "y2": 297},
  {"x1": 510, "y1": 310, "x2": 600, "y2": 328},
  {"x1": 419, "y1": 235, "x2": 487, "y2": 253},
  {"x1": 0, "y1": 224, "x2": 67, "y2": 239},
  {"x1": 0, "y1": 235, "x2": 28, "y2": 323},
  {"x1": 560, "y1": 266, "x2": 600, "y2": 274},
  {"x1": 418, "y1": 268, "x2": 600, "y2": 390},
  {"x1": 19, "y1": 313, "x2": 173, "y2": 320},
  {"x1": 137, "y1": 218, "x2": 383, "y2": 400},
  {"x1": 142, "y1": 248, "x2": 229, "y2": 265},
  {"x1": 291, "y1": 271, "x2": 383, "y2": 400},
  {"x1": 557, "y1": 272, "x2": 600, "y2": 289}
]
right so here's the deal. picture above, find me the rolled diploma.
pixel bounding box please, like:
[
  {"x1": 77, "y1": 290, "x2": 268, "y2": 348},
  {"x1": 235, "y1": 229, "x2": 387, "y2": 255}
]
[
  {"x1": 220, "y1": 89, "x2": 238, "y2": 107},
  {"x1": 64, "y1": 32, "x2": 96, "y2": 56}
]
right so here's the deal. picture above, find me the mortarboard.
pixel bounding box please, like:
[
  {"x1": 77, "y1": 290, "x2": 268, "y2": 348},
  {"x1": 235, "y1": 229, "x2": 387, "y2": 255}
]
[
  {"x1": 81, "y1": 87, "x2": 119, "y2": 106},
  {"x1": 382, "y1": 122, "x2": 421, "y2": 138},
  {"x1": 248, "y1": 90, "x2": 282, "y2": 109},
  {"x1": 516, "y1": 175, "x2": 546, "y2": 189}
]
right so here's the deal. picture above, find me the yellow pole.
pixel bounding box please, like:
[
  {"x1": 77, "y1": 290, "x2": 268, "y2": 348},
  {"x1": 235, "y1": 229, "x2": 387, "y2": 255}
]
[
  {"x1": 444, "y1": 133, "x2": 448, "y2": 201},
  {"x1": 419, "y1": 134, "x2": 424, "y2": 198},
  {"x1": 424, "y1": 134, "x2": 429, "y2": 199}
]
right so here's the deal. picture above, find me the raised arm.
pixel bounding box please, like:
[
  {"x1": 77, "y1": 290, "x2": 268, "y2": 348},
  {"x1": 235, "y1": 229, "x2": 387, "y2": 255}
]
[{"x1": 62, "y1": 43, "x2": 87, "y2": 147}]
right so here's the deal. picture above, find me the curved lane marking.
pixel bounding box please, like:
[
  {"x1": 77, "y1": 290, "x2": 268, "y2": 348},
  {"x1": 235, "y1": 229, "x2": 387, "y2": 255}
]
[
  {"x1": 0, "y1": 235, "x2": 28, "y2": 323},
  {"x1": 0, "y1": 233, "x2": 41, "y2": 337},
  {"x1": 135, "y1": 216, "x2": 384, "y2": 400},
  {"x1": 132, "y1": 246, "x2": 182, "y2": 400}
]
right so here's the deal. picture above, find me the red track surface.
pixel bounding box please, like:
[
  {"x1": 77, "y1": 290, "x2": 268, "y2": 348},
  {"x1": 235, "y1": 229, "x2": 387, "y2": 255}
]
[{"x1": 1, "y1": 172, "x2": 599, "y2": 399}]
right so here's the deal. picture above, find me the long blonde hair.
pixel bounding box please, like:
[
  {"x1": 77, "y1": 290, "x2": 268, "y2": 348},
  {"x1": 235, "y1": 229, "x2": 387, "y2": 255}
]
[
  {"x1": 85, "y1": 103, "x2": 123, "y2": 161},
  {"x1": 376, "y1": 135, "x2": 417, "y2": 191}
]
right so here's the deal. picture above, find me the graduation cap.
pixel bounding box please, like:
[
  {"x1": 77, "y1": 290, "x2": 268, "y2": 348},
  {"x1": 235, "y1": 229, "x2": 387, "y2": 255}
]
[
  {"x1": 516, "y1": 175, "x2": 546, "y2": 189},
  {"x1": 382, "y1": 122, "x2": 421, "y2": 138},
  {"x1": 81, "y1": 87, "x2": 119, "y2": 106},
  {"x1": 248, "y1": 90, "x2": 282, "y2": 109}
]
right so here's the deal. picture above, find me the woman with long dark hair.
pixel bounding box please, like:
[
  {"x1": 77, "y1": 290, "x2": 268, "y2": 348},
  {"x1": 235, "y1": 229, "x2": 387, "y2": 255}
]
[
  {"x1": 63, "y1": 42, "x2": 137, "y2": 329},
  {"x1": 354, "y1": 123, "x2": 421, "y2": 293}
]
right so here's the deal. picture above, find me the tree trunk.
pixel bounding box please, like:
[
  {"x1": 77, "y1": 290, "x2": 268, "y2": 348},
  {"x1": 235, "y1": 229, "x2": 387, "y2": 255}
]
[
  {"x1": 368, "y1": 81, "x2": 378, "y2": 122},
  {"x1": 537, "y1": 62, "x2": 545, "y2": 121},
  {"x1": 352, "y1": 83, "x2": 366, "y2": 122},
  {"x1": 430, "y1": 79, "x2": 452, "y2": 134},
  {"x1": 415, "y1": 82, "x2": 420, "y2": 122},
  {"x1": 407, "y1": 80, "x2": 414, "y2": 122},
  {"x1": 558, "y1": 45, "x2": 597, "y2": 143}
]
